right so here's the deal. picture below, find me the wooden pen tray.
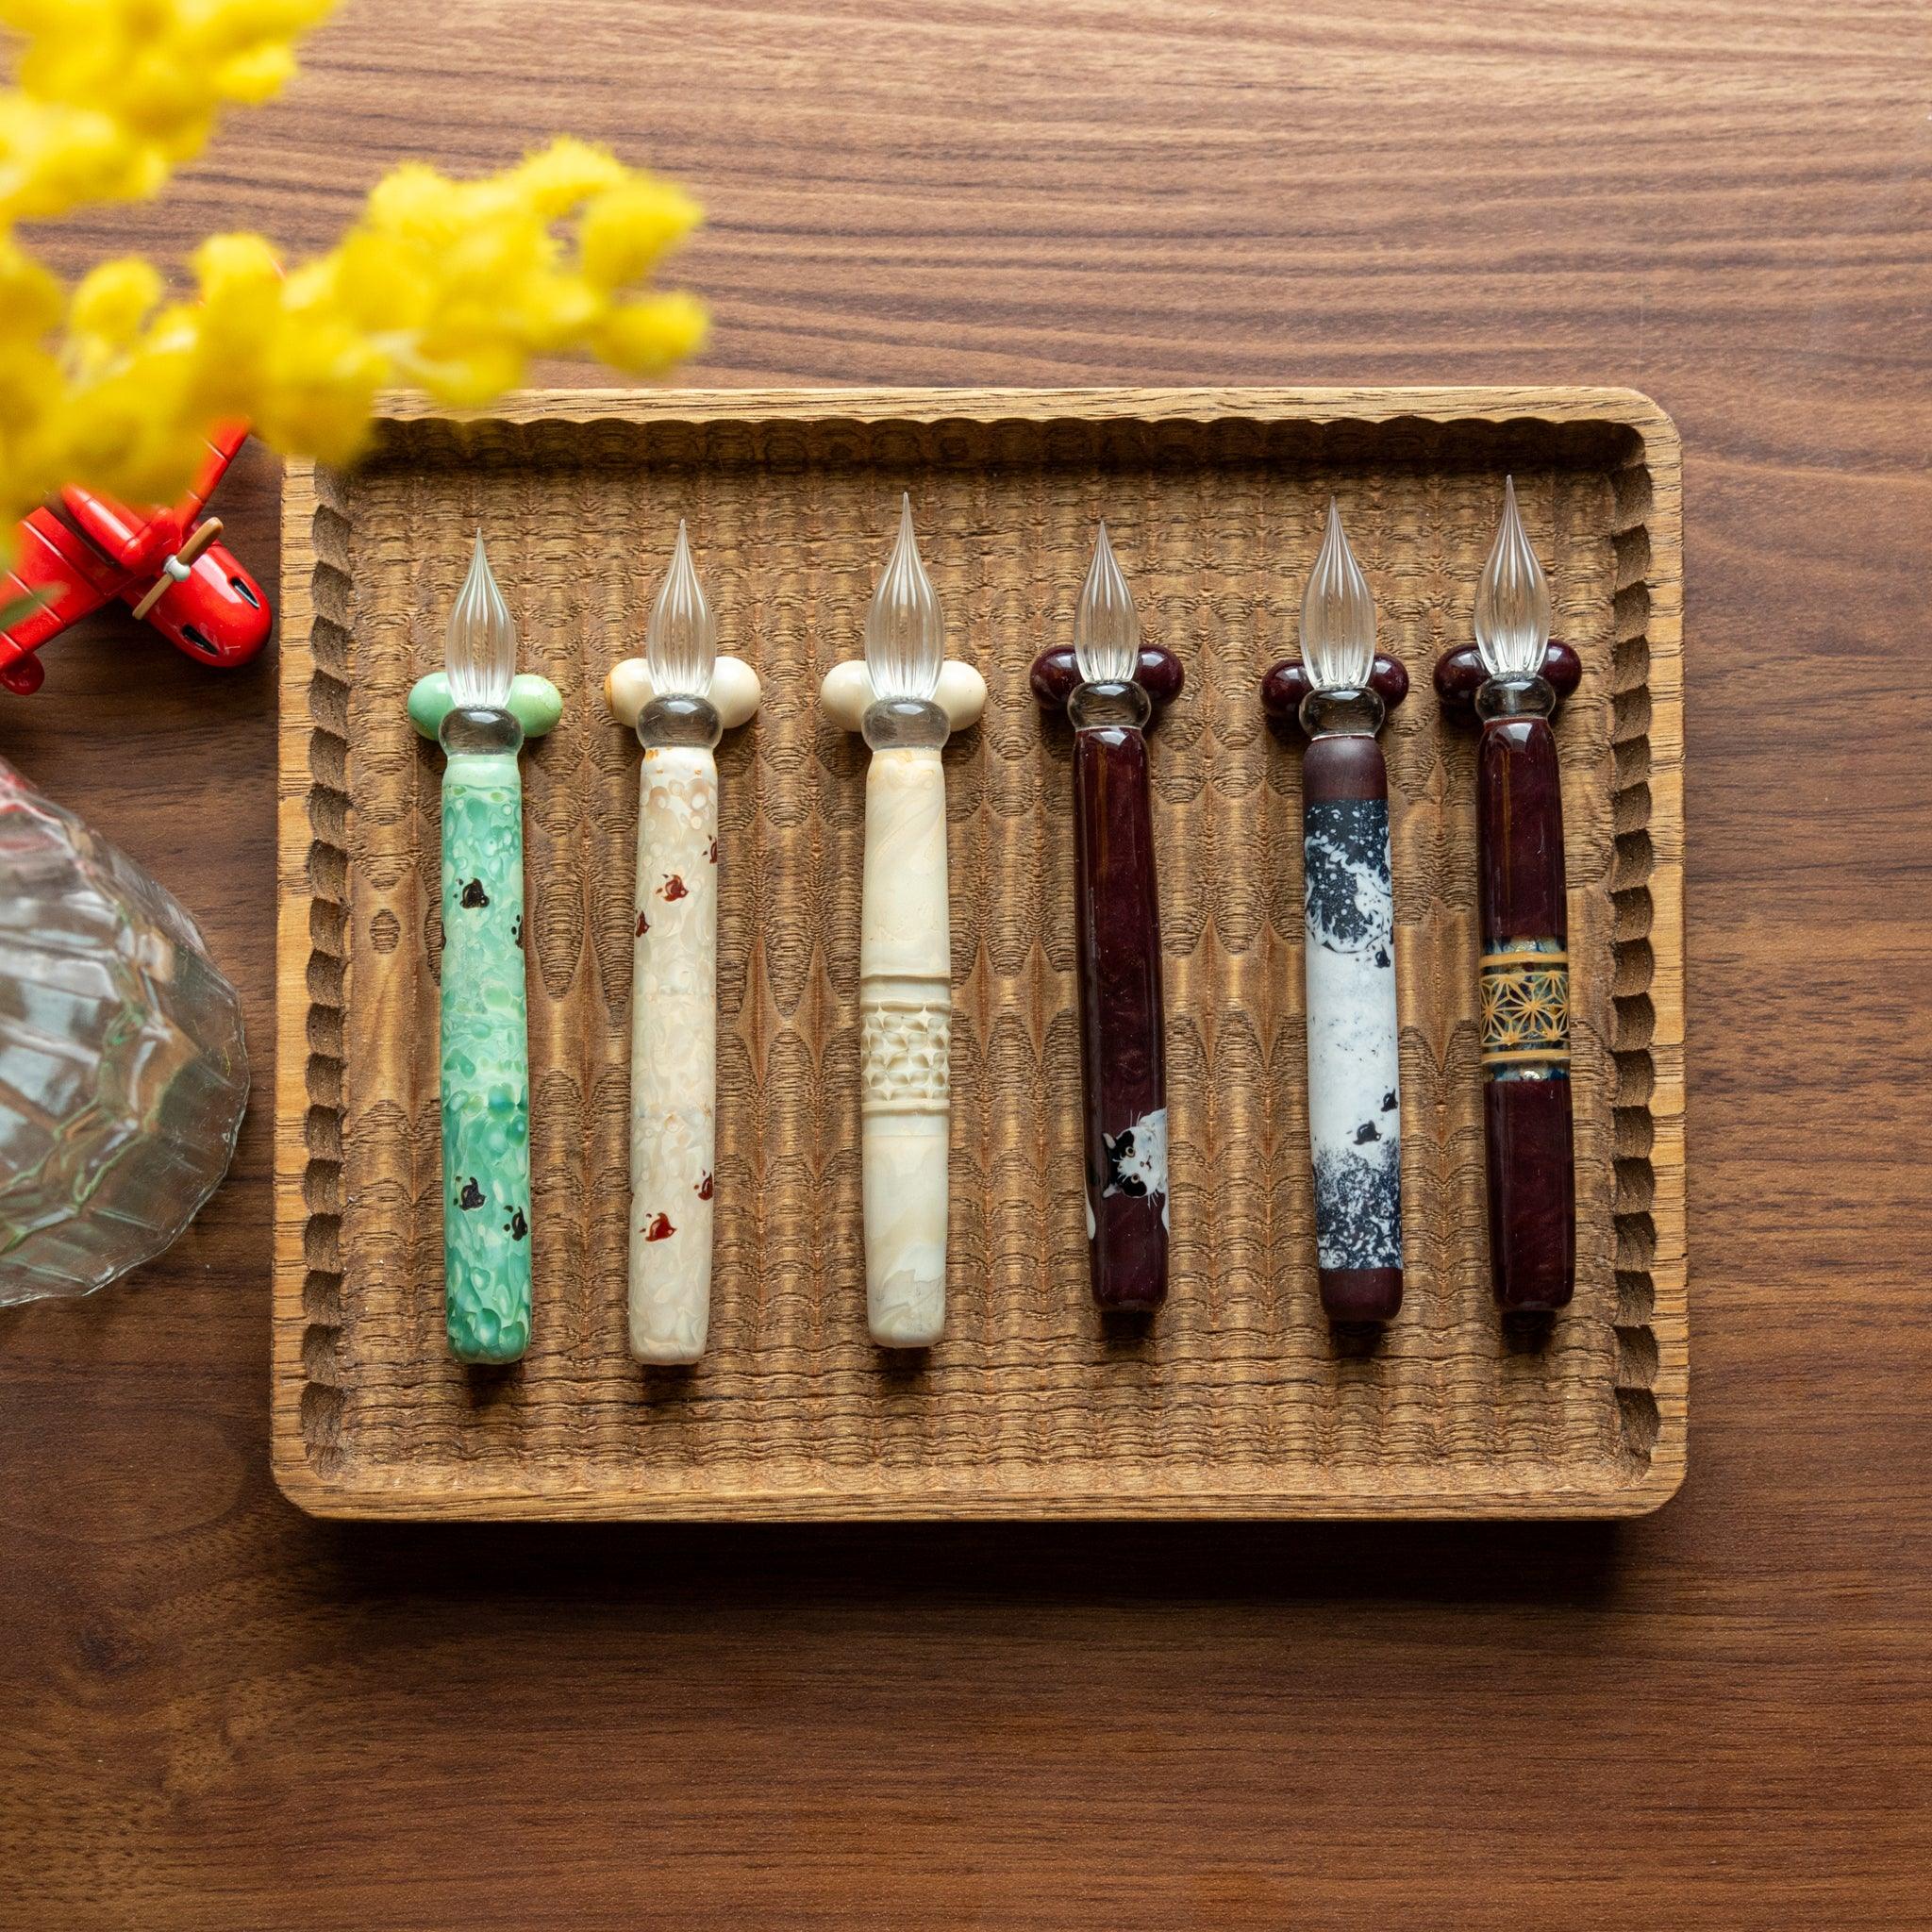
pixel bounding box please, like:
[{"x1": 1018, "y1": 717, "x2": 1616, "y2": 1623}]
[{"x1": 274, "y1": 386, "x2": 1686, "y2": 1519}]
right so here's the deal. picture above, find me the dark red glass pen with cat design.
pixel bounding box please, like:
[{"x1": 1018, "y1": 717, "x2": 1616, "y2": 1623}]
[
  {"x1": 1436, "y1": 477, "x2": 1577, "y2": 1312},
  {"x1": 1031, "y1": 524, "x2": 1182, "y2": 1312}
]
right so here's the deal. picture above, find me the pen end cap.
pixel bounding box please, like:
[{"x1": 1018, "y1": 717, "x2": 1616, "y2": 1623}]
[
  {"x1": 1262, "y1": 654, "x2": 1407, "y2": 731},
  {"x1": 1434, "y1": 642, "x2": 1578, "y2": 724},
  {"x1": 1030, "y1": 644, "x2": 1182, "y2": 717}
]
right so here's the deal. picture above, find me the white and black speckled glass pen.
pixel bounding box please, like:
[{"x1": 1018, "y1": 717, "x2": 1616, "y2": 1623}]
[{"x1": 1262, "y1": 501, "x2": 1409, "y2": 1324}]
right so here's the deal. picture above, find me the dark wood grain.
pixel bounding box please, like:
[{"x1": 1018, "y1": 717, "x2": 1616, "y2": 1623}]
[{"x1": 1, "y1": 0, "x2": 1927, "y2": 1924}]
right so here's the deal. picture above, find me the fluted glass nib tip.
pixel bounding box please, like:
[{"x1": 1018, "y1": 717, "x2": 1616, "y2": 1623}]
[
  {"x1": 646, "y1": 519, "x2": 717, "y2": 697},
  {"x1": 863, "y1": 494, "x2": 943, "y2": 702},
  {"x1": 1474, "y1": 475, "x2": 1552, "y2": 679},
  {"x1": 1074, "y1": 520, "x2": 1140, "y2": 684},
  {"x1": 1300, "y1": 499, "x2": 1374, "y2": 691},
  {"x1": 445, "y1": 532, "x2": 516, "y2": 708}
]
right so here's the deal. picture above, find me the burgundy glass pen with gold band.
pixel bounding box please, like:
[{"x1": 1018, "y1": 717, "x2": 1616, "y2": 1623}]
[
  {"x1": 1433, "y1": 477, "x2": 1581, "y2": 1315},
  {"x1": 416, "y1": 480, "x2": 1575, "y2": 1368}
]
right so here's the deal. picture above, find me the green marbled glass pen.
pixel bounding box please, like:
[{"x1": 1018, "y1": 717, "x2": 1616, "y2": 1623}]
[{"x1": 408, "y1": 536, "x2": 559, "y2": 1363}]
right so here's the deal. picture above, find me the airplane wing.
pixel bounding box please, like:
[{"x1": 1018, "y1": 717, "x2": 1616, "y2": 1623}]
[
  {"x1": 0, "y1": 510, "x2": 121, "y2": 671},
  {"x1": 178, "y1": 421, "x2": 250, "y2": 521}
]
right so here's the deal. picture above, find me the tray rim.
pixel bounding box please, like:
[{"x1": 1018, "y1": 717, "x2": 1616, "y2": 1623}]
[{"x1": 273, "y1": 383, "x2": 1686, "y2": 1523}]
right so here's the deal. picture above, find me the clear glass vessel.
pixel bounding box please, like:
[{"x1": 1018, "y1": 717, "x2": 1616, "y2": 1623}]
[{"x1": 0, "y1": 759, "x2": 248, "y2": 1302}]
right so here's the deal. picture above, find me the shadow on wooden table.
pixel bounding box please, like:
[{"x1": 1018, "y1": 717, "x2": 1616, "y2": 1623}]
[{"x1": 300, "y1": 1514, "x2": 1624, "y2": 1612}]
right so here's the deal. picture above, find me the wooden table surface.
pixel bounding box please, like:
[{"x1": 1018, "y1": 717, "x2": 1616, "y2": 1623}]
[{"x1": 3, "y1": 3, "x2": 1926, "y2": 1924}]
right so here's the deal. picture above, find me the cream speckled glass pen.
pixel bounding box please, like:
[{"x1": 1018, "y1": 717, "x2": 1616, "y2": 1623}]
[{"x1": 618, "y1": 524, "x2": 761, "y2": 1363}]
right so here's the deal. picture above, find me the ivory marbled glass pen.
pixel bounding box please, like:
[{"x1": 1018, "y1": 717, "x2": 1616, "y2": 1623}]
[{"x1": 835, "y1": 498, "x2": 963, "y2": 1348}]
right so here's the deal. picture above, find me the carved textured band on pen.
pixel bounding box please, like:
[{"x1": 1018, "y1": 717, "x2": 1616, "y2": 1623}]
[{"x1": 859, "y1": 985, "x2": 952, "y2": 1115}]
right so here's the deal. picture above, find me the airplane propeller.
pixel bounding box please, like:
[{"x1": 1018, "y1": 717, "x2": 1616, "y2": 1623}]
[{"x1": 129, "y1": 517, "x2": 223, "y2": 622}]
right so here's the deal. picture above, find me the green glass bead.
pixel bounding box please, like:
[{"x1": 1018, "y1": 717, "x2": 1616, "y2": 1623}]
[
  {"x1": 508, "y1": 674, "x2": 562, "y2": 739},
  {"x1": 408, "y1": 671, "x2": 561, "y2": 742}
]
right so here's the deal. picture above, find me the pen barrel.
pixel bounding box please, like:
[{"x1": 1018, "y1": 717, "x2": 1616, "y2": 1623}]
[
  {"x1": 1476, "y1": 711, "x2": 1575, "y2": 1311},
  {"x1": 859, "y1": 745, "x2": 951, "y2": 1347},
  {"x1": 1301, "y1": 733, "x2": 1403, "y2": 1323},
  {"x1": 438, "y1": 750, "x2": 534, "y2": 1363},
  {"x1": 627, "y1": 745, "x2": 719, "y2": 1363},
  {"x1": 1073, "y1": 725, "x2": 1169, "y2": 1311}
]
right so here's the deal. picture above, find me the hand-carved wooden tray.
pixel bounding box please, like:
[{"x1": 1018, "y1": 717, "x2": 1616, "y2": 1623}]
[{"x1": 275, "y1": 386, "x2": 1685, "y2": 1519}]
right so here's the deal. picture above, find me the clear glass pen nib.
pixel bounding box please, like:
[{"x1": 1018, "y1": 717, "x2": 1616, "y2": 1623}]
[
  {"x1": 1474, "y1": 475, "x2": 1552, "y2": 680},
  {"x1": 1299, "y1": 499, "x2": 1374, "y2": 692},
  {"x1": 445, "y1": 531, "x2": 517, "y2": 708},
  {"x1": 646, "y1": 519, "x2": 716, "y2": 697},
  {"x1": 1074, "y1": 520, "x2": 1140, "y2": 685},
  {"x1": 863, "y1": 494, "x2": 943, "y2": 702}
]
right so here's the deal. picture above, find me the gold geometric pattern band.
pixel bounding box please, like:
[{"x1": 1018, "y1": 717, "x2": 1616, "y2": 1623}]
[{"x1": 1479, "y1": 942, "x2": 1570, "y2": 1074}]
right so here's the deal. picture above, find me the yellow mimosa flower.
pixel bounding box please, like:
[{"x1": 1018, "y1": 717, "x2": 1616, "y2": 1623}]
[{"x1": 0, "y1": 1, "x2": 705, "y2": 547}]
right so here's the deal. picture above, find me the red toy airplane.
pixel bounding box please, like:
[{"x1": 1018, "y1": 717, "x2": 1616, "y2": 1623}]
[{"x1": 0, "y1": 420, "x2": 271, "y2": 695}]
